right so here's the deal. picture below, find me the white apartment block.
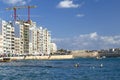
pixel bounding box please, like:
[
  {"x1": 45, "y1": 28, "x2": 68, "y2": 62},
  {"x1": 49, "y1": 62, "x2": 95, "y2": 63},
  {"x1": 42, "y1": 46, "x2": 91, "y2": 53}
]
[
  {"x1": 0, "y1": 20, "x2": 56, "y2": 55},
  {"x1": 30, "y1": 26, "x2": 51, "y2": 55},
  {"x1": 42, "y1": 28, "x2": 51, "y2": 55},
  {"x1": 0, "y1": 35, "x2": 3, "y2": 54},
  {"x1": 1, "y1": 20, "x2": 15, "y2": 54}
]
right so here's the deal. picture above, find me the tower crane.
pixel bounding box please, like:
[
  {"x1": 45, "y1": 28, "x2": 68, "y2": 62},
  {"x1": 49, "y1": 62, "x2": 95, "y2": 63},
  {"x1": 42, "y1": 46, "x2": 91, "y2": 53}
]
[{"x1": 6, "y1": 5, "x2": 37, "y2": 22}]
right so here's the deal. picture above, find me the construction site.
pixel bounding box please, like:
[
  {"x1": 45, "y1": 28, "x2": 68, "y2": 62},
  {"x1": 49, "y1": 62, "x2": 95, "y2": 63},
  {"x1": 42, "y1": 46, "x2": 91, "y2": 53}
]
[{"x1": 0, "y1": 6, "x2": 57, "y2": 56}]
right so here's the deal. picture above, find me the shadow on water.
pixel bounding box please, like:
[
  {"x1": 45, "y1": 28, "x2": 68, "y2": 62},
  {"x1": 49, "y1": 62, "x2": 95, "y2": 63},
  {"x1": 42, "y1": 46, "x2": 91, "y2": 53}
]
[
  {"x1": 0, "y1": 60, "x2": 74, "y2": 69},
  {"x1": 0, "y1": 59, "x2": 105, "y2": 69}
]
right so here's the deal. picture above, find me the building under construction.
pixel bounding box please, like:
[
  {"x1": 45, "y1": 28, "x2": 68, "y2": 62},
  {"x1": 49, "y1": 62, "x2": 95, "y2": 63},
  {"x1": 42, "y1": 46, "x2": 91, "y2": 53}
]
[
  {"x1": 16, "y1": 20, "x2": 30, "y2": 54},
  {"x1": 0, "y1": 5, "x2": 57, "y2": 55}
]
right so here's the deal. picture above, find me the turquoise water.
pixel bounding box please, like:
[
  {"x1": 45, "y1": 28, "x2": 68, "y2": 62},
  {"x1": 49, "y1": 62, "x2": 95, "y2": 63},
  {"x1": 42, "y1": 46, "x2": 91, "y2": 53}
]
[{"x1": 0, "y1": 58, "x2": 120, "y2": 80}]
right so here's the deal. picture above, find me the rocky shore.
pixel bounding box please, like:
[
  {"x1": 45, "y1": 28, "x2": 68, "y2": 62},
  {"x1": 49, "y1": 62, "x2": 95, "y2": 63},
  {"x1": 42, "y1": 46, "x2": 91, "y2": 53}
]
[{"x1": 71, "y1": 51, "x2": 98, "y2": 58}]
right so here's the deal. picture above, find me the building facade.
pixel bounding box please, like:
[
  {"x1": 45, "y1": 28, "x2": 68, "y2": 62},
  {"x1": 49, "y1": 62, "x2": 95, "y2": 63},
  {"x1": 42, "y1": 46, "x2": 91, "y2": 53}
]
[
  {"x1": 0, "y1": 35, "x2": 3, "y2": 54},
  {"x1": 0, "y1": 20, "x2": 56, "y2": 55},
  {"x1": 29, "y1": 42, "x2": 33, "y2": 54},
  {"x1": 50, "y1": 43, "x2": 57, "y2": 54},
  {"x1": 16, "y1": 21, "x2": 30, "y2": 54},
  {"x1": 30, "y1": 27, "x2": 51, "y2": 55},
  {"x1": 1, "y1": 20, "x2": 15, "y2": 54},
  {"x1": 14, "y1": 37, "x2": 20, "y2": 54}
]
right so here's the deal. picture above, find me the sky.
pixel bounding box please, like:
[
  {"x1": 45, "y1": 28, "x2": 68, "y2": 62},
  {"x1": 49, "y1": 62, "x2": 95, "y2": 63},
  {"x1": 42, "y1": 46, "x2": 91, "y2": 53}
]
[{"x1": 0, "y1": 0, "x2": 120, "y2": 50}]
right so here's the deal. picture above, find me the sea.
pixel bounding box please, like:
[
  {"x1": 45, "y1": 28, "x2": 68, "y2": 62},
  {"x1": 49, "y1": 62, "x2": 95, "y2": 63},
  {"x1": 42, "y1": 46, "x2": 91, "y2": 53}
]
[{"x1": 0, "y1": 58, "x2": 120, "y2": 80}]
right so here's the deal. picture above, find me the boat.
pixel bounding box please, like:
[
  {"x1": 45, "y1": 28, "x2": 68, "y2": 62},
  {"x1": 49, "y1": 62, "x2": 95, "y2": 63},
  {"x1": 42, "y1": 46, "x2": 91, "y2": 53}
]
[{"x1": 0, "y1": 57, "x2": 11, "y2": 62}]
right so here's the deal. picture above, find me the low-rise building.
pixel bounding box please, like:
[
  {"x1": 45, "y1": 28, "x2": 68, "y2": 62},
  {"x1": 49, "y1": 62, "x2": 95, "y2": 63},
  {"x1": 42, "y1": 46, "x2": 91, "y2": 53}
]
[{"x1": 50, "y1": 43, "x2": 57, "y2": 54}]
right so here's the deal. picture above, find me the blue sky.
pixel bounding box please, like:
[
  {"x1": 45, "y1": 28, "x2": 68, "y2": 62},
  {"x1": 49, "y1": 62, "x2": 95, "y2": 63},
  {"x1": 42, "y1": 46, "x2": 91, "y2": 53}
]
[{"x1": 0, "y1": 0, "x2": 120, "y2": 50}]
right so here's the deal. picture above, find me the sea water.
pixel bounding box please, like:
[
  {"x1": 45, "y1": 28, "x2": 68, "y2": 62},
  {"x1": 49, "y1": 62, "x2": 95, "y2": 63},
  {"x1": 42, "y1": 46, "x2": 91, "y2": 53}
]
[{"x1": 0, "y1": 58, "x2": 120, "y2": 80}]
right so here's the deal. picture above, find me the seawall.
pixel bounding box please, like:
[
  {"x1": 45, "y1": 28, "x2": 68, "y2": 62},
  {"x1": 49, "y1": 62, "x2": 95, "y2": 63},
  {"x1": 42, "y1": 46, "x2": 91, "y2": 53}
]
[
  {"x1": 71, "y1": 51, "x2": 98, "y2": 58},
  {"x1": 9, "y1": 55, "x2": 74, "y2": 60}
]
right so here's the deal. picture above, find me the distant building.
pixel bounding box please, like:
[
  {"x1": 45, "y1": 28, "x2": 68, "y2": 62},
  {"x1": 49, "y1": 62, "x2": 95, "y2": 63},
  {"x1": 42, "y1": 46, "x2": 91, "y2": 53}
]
[{"x1": 50, "y1": 43, "x2": 57, "y2": 54}]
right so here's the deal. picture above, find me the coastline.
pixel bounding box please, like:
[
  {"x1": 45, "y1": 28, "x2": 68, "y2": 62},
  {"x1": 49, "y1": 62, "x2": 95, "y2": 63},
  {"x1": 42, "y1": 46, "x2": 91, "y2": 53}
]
[
  {"x1": 1, "y1": 52, "x2": 120, "y2": 61},
  {"x1": 71, "y1": 51, "x2": 98, "y2": 58}
]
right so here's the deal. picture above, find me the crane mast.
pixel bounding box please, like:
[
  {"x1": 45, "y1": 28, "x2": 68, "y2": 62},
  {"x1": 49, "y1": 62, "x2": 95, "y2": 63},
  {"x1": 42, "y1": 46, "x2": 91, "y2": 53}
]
[{"x1": 6, "y1": 5, "x2": 37, "y2": 22}]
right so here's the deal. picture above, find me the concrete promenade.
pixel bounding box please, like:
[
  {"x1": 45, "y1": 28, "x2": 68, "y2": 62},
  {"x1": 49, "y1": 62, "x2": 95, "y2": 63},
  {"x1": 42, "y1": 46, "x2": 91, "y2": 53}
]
[{"x1": 7, "y1": 55, "x2": 74, "y2": 60}]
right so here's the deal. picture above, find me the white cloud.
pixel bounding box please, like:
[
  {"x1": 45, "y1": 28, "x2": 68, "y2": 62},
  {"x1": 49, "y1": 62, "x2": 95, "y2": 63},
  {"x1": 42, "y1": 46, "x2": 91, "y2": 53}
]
[
  {"x1": 90, "y1": 32, "x2": 98, "y2": 40},
  {"x1": 53, "y1": 32, "x2": 120, "y2": 50},
  {"x1": 76, "y1": 14, "x2": 85, "y2": 17},
  {"x1": 1, "y1": 0, "x2": 31, "y2": 5},
  {"x1": 57, "y1": 0, "x2": 80, "y2": 8}
]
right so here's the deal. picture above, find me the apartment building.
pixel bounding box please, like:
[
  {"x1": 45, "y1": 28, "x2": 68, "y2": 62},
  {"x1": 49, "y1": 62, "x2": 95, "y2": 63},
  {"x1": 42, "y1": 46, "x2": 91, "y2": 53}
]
[
  {"x1": 29, "y1": 43, "x2": 33, "y2": 54},
  {"x1": 14, "y1": 37, "x2": 20, "y2": 54},
  {"x1": 42, "y1": 28, "x2": 51, "y2": 55},
  {"x1": 0, "y1": 35, "x2": 3, "y2": 54},
  {"x1": 31, "y1": 27, "x2": 51, "y2": 55},
  {"x1": 0, "y1": 20, "x2": 56, "y2": 55},
  {"x1": 16, "y1": 21, "x2": 30, "y2": 54},
  {"x1": 1, "y1": 20, "x2": 15, "y2": 54}
]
